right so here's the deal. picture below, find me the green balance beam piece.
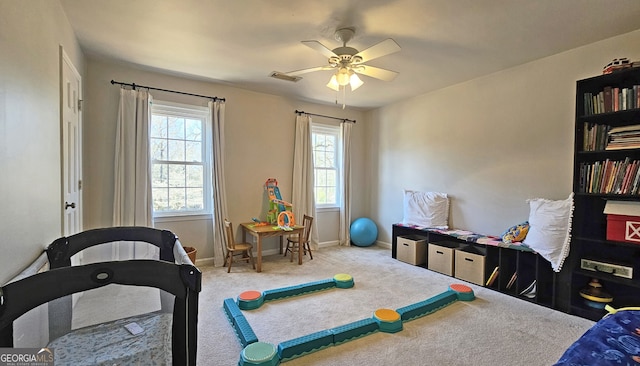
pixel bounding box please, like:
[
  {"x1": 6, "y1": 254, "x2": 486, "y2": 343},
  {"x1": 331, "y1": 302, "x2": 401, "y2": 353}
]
[
  {"x1": 396, "y1": 290, "x2": 458, "y2": 321},
  {"x1": 277, "y1": 329, "x2": 333, "y2": 361},
  {"x1": 329, "y1": 318, "x2": 379, "y2": 344}
]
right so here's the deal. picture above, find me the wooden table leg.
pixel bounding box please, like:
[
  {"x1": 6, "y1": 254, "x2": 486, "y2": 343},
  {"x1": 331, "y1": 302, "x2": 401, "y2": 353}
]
[
  {"x1": 298, "y1": 232, "x2": 303, "y2": 265},
  {"x1": 256, "y1": 235, "x2": 263, "y2": 273}
]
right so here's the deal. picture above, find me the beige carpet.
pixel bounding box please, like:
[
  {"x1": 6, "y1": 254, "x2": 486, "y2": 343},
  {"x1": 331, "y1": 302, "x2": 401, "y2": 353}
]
[{"x1": 196, "y1": 245, "x2": 594, "y2": 366}]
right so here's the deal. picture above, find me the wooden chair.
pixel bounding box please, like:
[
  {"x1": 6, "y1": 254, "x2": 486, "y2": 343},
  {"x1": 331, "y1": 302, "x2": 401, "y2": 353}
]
[
  {"x1": 284, "y1": 214, "x2": 314, "y2": 262},
  {"x1": 223, "y1": 219, "x2": 255, "y2": 273}
]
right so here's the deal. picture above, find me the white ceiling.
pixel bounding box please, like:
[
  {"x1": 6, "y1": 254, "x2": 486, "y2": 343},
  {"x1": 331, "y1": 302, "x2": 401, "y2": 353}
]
[{"x1": 60, "y1": 0, "x2": 640, "y2": 110}]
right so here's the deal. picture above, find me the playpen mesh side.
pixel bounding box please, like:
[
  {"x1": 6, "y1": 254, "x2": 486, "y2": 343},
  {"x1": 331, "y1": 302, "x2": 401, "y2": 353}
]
[{"x1": 0, "y1": 227, "x2": 201, "y2": 366}]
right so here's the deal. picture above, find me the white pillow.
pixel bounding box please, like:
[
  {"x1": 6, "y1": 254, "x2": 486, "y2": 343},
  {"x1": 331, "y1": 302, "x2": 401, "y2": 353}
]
[
  {"x1": 523, "y1": 193, "x2": 574, "y2": 272},
  {"x1": 402, "y1": 190, "x2": 449, "y2": 229}
]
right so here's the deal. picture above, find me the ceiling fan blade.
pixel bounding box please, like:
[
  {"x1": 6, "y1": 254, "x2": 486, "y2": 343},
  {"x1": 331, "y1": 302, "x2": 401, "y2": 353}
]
[
  {"x1": 301, "y1": 40, "x2": 338, "y2": 58},
  {"x1": 286, "y1": 65, "x2": 336, "y2": 76},
  {"x1": 352, "y1": 38, "x2": 400, "y2": 63},
  {"x1": 353, "y1": 65, "x2": 398, "y2": 81}
]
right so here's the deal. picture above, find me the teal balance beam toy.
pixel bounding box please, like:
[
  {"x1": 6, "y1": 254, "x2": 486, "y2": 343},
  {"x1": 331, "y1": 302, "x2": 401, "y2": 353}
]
[
  {"x1": 329, "y1": 318, "x2": 379, "y2": 344},
  {"x1": 226, "y1": 276, "x2": 474, "y2": 365},
  {"x1": 277, "y1": 330, "x2": 334, "y2": 361},
  {"x1": 263, "y1": 278, "x2": 335, "y2": 302},
  {"x1": 396, "y1": 290, "x2": 458, "y2": 321},
  {"x1": 224, "y1": 298, "x2": 258, "y2": 347},
  {"x1": 396, "y1": 284, "x2": 475, "y2": 321}
]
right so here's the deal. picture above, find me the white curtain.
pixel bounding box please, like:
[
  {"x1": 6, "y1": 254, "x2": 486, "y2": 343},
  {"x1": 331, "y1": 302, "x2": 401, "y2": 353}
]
[
  {"x1": 292, "y1": 114, "x2": 319, "y2": 249},
  {"x1": 112, "y1": 88, "x2": 153, "y2": 259},
  {"x1": 210, "y1": 100, "x2": 228, "y2": 266},
  {"x1": 113, "y1": 88, "x2": 153, "y2": 227},
  {"x1": 339, "y1": 121, "x2": 353, "y2": 246}
]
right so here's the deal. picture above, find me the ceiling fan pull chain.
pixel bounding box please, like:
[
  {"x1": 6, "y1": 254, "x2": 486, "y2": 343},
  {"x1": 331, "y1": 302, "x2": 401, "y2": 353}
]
[{"x1": 342, "y1": 86, "x2": 346, "y2": 109}]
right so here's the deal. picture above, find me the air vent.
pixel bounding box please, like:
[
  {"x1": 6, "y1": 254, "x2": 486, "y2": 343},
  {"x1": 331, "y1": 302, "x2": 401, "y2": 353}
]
[{"x1": 269, "y1": 71, "x2": 302, "y2": 82}]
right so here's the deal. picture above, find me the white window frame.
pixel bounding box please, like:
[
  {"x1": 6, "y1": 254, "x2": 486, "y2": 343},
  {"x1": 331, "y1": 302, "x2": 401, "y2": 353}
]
[
  {"x1": 150, "y1": 100, "x2": 212, "y2": 219},
  {"x1": 311, "y1": 123, "x2": 342, "y2": 210}
]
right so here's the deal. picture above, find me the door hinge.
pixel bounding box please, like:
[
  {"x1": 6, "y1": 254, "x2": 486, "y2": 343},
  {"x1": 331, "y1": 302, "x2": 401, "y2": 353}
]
[
  {"x1": 78, "y1": 99, "x2": 83, "y2": 111},
  {"x1": 78, "y1": 180, "x2": 82, "y2": 190}
]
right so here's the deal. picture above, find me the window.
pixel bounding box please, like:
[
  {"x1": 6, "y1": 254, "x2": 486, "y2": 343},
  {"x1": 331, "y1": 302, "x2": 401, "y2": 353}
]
[
  {"x1": 150, "y1": 101, "x2": 211, "y2": 217},
  {"x1": 312, "y1": 124, "x2": 341, "y2": 208}
]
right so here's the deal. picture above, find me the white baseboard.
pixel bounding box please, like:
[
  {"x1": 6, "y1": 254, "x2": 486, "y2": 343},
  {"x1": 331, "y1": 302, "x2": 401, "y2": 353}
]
[
  {"x1": 375, "y1": 240, "x2": 392, "y2": 249},
  {"x1": 195, "y1": 257, "x2": 215, "y2": 267}
]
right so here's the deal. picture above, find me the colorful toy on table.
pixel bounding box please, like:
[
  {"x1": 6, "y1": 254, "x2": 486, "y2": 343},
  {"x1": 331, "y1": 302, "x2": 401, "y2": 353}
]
[
  {"x1": 251, "y1": 218, "x2": 269, "y2": 227},
  {"x1": 264, "y1": 178, "x2": 295, "y2": 228}
]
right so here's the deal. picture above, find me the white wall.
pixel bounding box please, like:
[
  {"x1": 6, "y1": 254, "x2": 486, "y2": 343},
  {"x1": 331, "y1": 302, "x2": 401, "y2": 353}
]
[
  {"x1": 0, "y1": 0, "x2": 84, "y2": 284},
  {"x1": 369, "y1": 29, "x2": 640, "y2": 244},
  {"x1": 83, "y1": 57, "x2": 366, "y2": 262}
]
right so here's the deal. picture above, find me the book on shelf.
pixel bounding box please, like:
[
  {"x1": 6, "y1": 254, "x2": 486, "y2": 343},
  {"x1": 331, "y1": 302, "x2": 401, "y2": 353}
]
[
  {"x1": 582, "y1": 123, "x2": 610, "y2": 151},
  {"x1": 519, "y1": 280, "x2": 537, "y2": 299},
  {"x1": 486, "y1": 266, "x2": 499, "y2": 286},
  {"x1": 579, "y1": 158, "x2": 640, "y2": 194},
  {"x1": 582, "y1": 85, "x2": 640, "y2": 115},
  {"x1": 506, "y1": 272, "x2": 518, "y2": 289},
  {"x1": 606, "y1": 125, "x2": 640, "y2": 150}
]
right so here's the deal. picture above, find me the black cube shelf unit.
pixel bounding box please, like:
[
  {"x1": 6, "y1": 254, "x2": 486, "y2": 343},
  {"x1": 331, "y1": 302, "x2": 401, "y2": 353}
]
[
  {"x1": 391, "y1": 68, "x2": 640, "y2": 321},
  {"x1": 392, "y1": 224, "x2": 558, "y2": 310},
  {"x1": 570, "y1": 67, "x2": 640, "y2": 321}
]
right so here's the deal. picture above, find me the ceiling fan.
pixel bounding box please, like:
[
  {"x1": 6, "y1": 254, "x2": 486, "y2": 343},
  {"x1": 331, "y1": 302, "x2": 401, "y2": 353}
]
[{"x1": 284, "y1": 27, "x2": 401, "y2": 91}]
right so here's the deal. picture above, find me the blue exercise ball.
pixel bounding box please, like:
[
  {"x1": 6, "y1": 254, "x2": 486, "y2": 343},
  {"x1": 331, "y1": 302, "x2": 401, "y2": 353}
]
[{"x1": 350, "y1": 218, "x2": 378, "y2": 247}]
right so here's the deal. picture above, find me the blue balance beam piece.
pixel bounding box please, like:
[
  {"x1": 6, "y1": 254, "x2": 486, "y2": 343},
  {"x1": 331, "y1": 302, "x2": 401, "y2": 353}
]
[
  {"x1": 223, "y1": 298, "x2": 258, "y2": 347},
  {"x1": 263, "y1": 279, "x2": 336, "y2": 302},
  {"x1": 224, "y1": 298, "x2": 243, "y2": 319},
  {"x1": 396, "y1": 290, "x2": 458, "y2": 321},
  {"x1": 277, "y1": 330, "x2": 334, "y2": 361},
  {"x1": 329, "y1": 318, "x2": 379, "y2": 345}
]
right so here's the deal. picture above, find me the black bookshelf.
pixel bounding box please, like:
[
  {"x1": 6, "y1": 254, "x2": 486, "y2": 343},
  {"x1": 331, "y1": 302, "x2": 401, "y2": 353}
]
[{"x1": 569, "y1": 68, "x2": 640, "y2": 321}]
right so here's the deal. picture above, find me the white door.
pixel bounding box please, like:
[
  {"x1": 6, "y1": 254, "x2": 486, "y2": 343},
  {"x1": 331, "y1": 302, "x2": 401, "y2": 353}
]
[
  {"x1": 60, "y1": 48, "x2": 84, "y2": 312},
  {"x1": 61, "y1": 49, "x2": 82, "y2": 238}
]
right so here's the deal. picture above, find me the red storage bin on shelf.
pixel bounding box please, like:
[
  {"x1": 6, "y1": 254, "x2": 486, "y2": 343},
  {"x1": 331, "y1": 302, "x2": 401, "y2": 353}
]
[{"x1": 604, "y1": 201, "x2": 640, "y2": 243}]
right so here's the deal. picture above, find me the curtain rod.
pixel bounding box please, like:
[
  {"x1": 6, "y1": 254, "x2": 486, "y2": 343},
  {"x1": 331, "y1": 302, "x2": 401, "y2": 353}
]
[
  {"x1": 295, "y1": 110, "x2": 356, "y2": 124},
  {"x1": 110, "y1": 80, "x2": 225, "y2": 102}
]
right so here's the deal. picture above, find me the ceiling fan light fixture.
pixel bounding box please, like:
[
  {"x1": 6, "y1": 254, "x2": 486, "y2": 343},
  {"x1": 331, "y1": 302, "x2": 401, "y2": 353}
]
[
  {"x1": 336, "y1": 67, "x2": 351, "y2": 86},
  {"x1": 327, "y1": 74, "x2": 340, "y2": 91},
  {"x1": 349, "y1": 72, "x2": 363, "y2": 91}
]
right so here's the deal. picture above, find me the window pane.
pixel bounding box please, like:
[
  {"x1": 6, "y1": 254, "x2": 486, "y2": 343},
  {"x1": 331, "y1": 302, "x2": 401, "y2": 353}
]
[
  {"x1": 168, "y1": 140, "x2": 185, "y2": 161},
  {"x1": 168, "y1": 188, "x2": 186, "y2": 210},
  {"x1": 326, "y1": 187, "x2": 336, "y2": 204},
  {"x1": 316, "y1": 187, "x2": 327, "y2": 204},
  {"x1": 152, "y1": 187, "x2": 169, "y2": 211},
  {"x1": 186, "y1": 165, "x2": 203, "y2": 187},
  {"x1": 151, "y1": 138, "x2": 167, "y2": 161},
  {"x1": 315, "y1": 151, "x2": 326, "y2": 168},
  {"x1": 325, "y1": 135, "x2": 335, "y2": 152},
  {"x1": 325, "y1": 151, "x2": 335, "y2": 168},
  {"x1": 186, "y1": 141, "x2": 202, "y2": 162},
  {"x1": 326, "y1": 170, "x2": 336, "y2": 186},
  {"x1": 151, "y1": 115, "x2": 167, "y2": 138},
  {"x1": 186, "y1": 188, "x2": 203, "y2": 209},
  {"x1": 185, "y1": 119, "x2": 202, "y2": 141},
  {"x1": 152, "y1": 164, "x2": 168, "y2": 186},
  {"x1": 168, "y1": 165, "x2": 185, "y2": 187},
  {"x1": 167, "y1": 117, "x2": 185, "y2": 139},
  {"x1": 316, "y1": 169, "x2": 326, "y2": 186}
]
